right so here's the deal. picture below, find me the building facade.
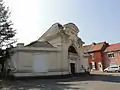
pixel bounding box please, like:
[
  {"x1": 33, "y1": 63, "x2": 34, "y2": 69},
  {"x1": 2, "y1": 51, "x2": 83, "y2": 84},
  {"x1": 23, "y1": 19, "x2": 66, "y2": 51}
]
[
  {"x1": 104, "y1": 43, "x2": 120, "y2": 67},
  {"x1": 84, "y1": 42, "x2": 108, "y2": 71},
  {"x1": 82, "y1": 45, "x2": 91, "y2": 70},
  {"x1": 7, "y1": 23, "x2": 89, "y2": 77}
]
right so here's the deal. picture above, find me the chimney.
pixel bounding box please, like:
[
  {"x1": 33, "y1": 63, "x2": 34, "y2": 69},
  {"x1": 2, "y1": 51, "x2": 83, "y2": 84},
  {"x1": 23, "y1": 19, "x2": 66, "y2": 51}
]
[
  {"x1": 17, "y1": 43, "x2": 24, "y2": 48},
  {"x1": 92, "y1": 42, "x2": 96, "y2": 45}
]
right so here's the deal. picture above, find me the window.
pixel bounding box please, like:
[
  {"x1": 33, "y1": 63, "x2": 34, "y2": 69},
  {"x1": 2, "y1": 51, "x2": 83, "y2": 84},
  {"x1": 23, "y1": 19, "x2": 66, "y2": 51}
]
[
  {"x1": 108, "y1": 53, "x2": 114, "y2": 58},
  {"x1": 91, "y1": 53, "x2": 94, "y2": 60},
  {"x1": 111, "y1": 67, "x2": 118, "y2": 68}
]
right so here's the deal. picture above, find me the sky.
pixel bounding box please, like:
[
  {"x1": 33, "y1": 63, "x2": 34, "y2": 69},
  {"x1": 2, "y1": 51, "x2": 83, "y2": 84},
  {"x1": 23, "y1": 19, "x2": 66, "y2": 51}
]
[{"x1": 4, "y1": 0, "x2": 120, "y2": 45}]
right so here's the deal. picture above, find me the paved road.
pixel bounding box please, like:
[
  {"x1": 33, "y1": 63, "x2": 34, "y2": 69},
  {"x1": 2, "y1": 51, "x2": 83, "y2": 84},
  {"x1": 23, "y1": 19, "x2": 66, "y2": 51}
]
[{"x1": 1, "y1": 72, "x2": 120, "y2": 90}]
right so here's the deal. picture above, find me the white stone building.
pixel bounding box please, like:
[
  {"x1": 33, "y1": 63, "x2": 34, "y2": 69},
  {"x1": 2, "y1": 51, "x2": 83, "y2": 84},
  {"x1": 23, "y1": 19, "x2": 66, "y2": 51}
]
[{"x1": 8, "y1": 23, "x2": 89, "y2": 77}]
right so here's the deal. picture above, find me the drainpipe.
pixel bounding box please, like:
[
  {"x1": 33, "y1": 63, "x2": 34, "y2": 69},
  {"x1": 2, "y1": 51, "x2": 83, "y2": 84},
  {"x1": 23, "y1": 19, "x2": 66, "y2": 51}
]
[{"x1": 61, "y1": 36, "x2": 63, "y2": 75}]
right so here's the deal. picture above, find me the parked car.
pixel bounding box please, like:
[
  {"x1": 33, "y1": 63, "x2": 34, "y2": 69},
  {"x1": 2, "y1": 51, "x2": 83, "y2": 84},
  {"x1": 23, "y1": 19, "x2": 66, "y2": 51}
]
[{"x1": 104, "y1": 65, "x2": 120, "y2": 72}]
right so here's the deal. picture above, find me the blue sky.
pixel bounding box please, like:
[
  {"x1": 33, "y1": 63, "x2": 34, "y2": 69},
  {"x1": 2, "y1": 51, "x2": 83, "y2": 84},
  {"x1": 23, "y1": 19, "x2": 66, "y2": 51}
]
[{"x1": 5, "y1": 0, "x2": 120, "y2": 45}]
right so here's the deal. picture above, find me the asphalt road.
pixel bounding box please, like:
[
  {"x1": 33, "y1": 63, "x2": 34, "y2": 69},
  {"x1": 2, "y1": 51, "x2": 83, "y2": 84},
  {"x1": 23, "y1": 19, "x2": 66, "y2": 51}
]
[{"x1": 1, "y1": 72, "x2": 120, "y2": 90}]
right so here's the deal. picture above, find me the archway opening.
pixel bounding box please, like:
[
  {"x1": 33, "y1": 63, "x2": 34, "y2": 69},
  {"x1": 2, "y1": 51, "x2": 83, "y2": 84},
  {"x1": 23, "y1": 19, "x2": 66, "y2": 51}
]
[
  {"x1": 68, "y1": 46, "x2": 78, "y2": 75},
  {"x1": 68, "y1": 46, "x2": 77, "y2": 54}
]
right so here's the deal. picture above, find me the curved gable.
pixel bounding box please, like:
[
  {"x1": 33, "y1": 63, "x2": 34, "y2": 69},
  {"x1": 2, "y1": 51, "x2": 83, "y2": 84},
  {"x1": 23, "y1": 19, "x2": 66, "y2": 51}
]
[
  {"x1": 63, "y1": 23, "x2": 79, "y2": 33},
  {"x1": 38, "y1": 23, "x2": 63, "y2": 41}
]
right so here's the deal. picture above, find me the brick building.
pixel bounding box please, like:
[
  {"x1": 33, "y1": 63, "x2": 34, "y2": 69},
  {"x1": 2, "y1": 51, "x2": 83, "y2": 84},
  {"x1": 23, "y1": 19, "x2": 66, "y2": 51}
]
[
  {"x1": 83, "y1": 42, "x2": 109, "y2": 71},
  {"x1": 104, "y1": 43, "x2": 120, "y2": 67}
]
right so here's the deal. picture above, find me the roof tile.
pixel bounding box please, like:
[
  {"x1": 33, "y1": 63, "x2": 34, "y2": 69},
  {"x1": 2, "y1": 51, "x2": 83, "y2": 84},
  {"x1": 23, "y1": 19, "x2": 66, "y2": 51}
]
[
  {"x1": 87, "y1": 42, "x2": 107, "y2": 53},
  {"x1": 105, "y1": 43, "x2": 120, "y2": 52}
]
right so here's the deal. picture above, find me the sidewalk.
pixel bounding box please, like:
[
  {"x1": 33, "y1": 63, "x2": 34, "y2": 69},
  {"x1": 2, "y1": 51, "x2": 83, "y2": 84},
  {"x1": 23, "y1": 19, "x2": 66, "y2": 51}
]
[
  {"x1": 90, "y1": 71, "x2": 105, "y2": 75},
  {"x1": 90, "y1": 71, "x2": 120, "y2": 76}
]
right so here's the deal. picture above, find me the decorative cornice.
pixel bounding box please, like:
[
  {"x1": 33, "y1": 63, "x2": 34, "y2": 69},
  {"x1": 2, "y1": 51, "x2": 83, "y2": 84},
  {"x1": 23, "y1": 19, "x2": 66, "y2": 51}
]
[{"x1": 13, "y1": 47, "x2": 61, "y2": 52}]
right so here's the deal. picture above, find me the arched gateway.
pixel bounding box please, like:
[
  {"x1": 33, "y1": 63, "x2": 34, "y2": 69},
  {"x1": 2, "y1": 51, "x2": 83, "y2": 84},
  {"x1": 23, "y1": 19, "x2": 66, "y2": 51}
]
[
  {"x1": 7, "y1": 23, "x2": 90, "y2": 77},
  {"x1": 68, "y1": 46, "x2": 79, "y2": 75}
]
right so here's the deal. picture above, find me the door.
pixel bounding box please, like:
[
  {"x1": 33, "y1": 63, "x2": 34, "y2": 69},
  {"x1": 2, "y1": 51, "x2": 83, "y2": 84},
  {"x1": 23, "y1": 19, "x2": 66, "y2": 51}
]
[
  {"x1": 98, "y1": 62, "x2": 103, "y2": 71},
  {"x1": 89, "y1": 63, "x2": 92, "y2": 69},
  {"x1": 95, "y1": 62, "x2": 97, "y2": 70},
  {"x1": 70, "y1": 63, "x2": 75, "y2": 75}
]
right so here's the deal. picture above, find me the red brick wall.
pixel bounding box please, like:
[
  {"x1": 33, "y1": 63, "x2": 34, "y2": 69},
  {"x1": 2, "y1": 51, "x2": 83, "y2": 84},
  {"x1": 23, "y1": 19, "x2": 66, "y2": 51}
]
[
  {"x1": 94, "y1": 52, "x2": 102, "y2": 62},
  {"x1": 103, "y1": 53, "x2": 110, "y2": 68},
  {"x1": 88, "y1": 51, "x2": 103, "y2": 70},
  {"x1": 114, "y1": 52, "x2": 120, "y2": 65},
  {"x1": 104, "y1": 51, "x2": 120, "y2": 66}
]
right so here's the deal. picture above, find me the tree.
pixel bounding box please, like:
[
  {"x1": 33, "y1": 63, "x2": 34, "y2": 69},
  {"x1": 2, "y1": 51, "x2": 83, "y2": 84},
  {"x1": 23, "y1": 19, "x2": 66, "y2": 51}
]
[
  {"x1": 0, "y1": 0, "x2": 16, "y2": 49},
  {"x1": 0, "y1": 0, "x2": 16, "y2": 78}
]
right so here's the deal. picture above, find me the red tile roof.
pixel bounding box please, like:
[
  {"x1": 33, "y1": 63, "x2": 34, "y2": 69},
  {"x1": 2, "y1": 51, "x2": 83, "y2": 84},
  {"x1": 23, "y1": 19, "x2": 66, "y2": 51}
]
[
  {"x1": 87, "y1": 42, "x2": 107, "y2": 53},
  {"x1": 105, "y1": 43, "x2": 120, "y2": 52}
]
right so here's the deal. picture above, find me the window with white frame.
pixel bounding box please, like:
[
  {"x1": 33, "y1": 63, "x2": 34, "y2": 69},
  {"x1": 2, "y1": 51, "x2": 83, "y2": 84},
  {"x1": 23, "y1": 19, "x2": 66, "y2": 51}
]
[{"x1": 108, "y1": 53, "x2": 114, "y2": 58}]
